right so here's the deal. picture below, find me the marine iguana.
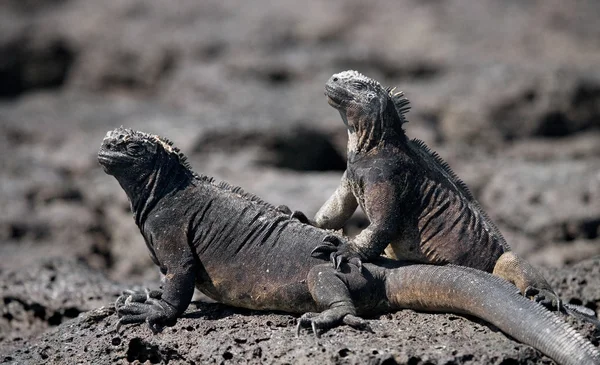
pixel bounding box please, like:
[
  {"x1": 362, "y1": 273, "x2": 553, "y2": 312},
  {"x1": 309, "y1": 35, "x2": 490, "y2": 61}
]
[
  {"x1": 313, "y1": 70, "x2": 562, "y2": 309},
  {"x1": 98, "y1": 127, "x2": 600, "y2": 365}
]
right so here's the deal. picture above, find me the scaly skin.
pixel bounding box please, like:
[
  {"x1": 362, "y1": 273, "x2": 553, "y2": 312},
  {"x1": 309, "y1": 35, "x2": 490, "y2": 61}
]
[
  {"x1": 315, "y1": 70, "x2": 560, "y2": 308},
  {"x1": 98, "y1": 127, "x2": 600, "y2": 365}
]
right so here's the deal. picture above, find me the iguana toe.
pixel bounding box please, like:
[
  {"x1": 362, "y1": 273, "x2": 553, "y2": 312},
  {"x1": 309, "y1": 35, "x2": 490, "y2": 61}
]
[
  {"x1": 330, "y1": 250, "x2": 363, "y2": 272},
  {"x1": 342, "y1": 314, "x2": 373, "y2": 333},
  {"x1": 115, "y1": 288, "x2": 163, "y2": 311},
  {"x1": 525, "y1": 286, "x2": 561, "y2": 311},
  {"x1": 296, "y1": 311, "x2": 370, "y2": 338},
  {"x1": 296, "y1": 312, "x2": 323, "y2": 337},
  {"x1": 310, "y1": 244, "x2": 337, "y2": 258},
  {"x1": 310, "y1": 235, "x2": 364, "y2": 271},
  {"x1": 290, "y1": 211, "x2": 315, "y2": 225},
  {"x1": 310, "y1": 234, "x2": 345, "y2": 259},
  {"x1": 116, "y1": 297, "x2": 178, "y2": 331},
  {"x1": 296, "y1": 312, "x2": 333, "y2": 338},
  {"x1": 275, "y1": 205, "x2": 315, "y2": 224}
]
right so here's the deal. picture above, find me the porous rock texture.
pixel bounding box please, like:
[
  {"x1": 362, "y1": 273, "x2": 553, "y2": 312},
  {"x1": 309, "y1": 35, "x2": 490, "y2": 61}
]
[
  {"x1": 1, "y1": 258, "x2": 599, "y2": 364},
  {"x1": 1, "y1": 0, "x2": 600, "y2": 364}
]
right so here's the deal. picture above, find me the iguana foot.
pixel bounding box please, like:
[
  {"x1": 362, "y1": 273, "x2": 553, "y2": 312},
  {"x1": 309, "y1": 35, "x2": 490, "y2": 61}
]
[
  {"x1": 296, "y1": 310, "x2": 372, "y2": 338},
  {"x1": 115, "y1": 288, "x2": 177, "y2": 332},
  {"x1": 524, "y1": 286, "x2": 561, "y2": 311},
  {"x1": 493, "y1": 252, "x2": 562, "y2": 311},
  {"x1": 311, "y1": 235, "x2": 363, "y2": 271},
  {"x1": 115, "y1": 288, "x2": 163, "y2": 309},
  {"x1": 290, "y1": 211, "x2": 316, "y2": 225},
  {"x1": 276, "y1": 205, "x2": 316, "y2": 225}
]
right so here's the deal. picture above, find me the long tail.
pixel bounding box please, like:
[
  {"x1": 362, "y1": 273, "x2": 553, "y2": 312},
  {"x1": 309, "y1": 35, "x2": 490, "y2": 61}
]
[
  {"x1": 384, "y1": 264, "x2": 600, "y2": 365},
  {"x1": 563, "y1": 303, "x2": 600, "y2": 329}
]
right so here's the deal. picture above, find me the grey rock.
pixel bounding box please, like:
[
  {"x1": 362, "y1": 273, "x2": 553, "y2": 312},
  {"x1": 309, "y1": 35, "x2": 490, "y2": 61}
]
[
  {"x1": 482, "y1": 159, "x2": 600, "y2": 249},
  {"x1": 0, "y1": 259, "x2": 124, "y2": 356},
  {"x1": 3, "y1": 258, "x2": 599, "y2": 365},
  {"x1": 2, "y1": 1, "x2": 600, "y2": 363}
]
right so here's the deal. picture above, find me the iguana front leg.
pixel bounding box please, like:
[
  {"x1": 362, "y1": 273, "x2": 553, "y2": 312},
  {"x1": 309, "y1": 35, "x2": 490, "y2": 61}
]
[
  {"x1": 314, "y1": 171, "x2": 358, "y2": 230},
  {"x1": 116, "y1": 234, "x2": 197, "y2": 332},
  {"x1": 315, "y1": 180, "x2": 404, "y2": 268}
]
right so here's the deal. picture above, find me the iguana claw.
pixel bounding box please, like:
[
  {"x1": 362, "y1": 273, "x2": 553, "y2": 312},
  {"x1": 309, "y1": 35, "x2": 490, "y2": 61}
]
[
  {"x1": 310, "y1": 234, "x2": 343, "y2": 258},
  {"x1": 115, "y1": 288, "x2": 175, "y2": 332},
  {"x1": 331, "y1": 251, "x2": 363, "y2": 271},
  {"x1": 524, "y1": 286, "x2": 561, "y2": 311},
  {"x1": 290, "y1": 211, "x2": 316, "y2": 225},
  {"x1": 276, "y1": 205, "x2": 316, "y2": 225},
  {"x1": 311, "y1": 235, "x2": 363, "y2": 271},
  {"x1": 296, "y1": 311, "x2": 372, "y2": 338}
]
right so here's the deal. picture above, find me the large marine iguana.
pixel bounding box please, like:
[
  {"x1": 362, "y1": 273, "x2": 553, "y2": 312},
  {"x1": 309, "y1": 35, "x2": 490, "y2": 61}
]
[
  {"x1": 98, "y1": 127, "x2": 600, "y2": 365},
  {"x1": 313, "y1": 70, "x2": 562, "y2": 309}
]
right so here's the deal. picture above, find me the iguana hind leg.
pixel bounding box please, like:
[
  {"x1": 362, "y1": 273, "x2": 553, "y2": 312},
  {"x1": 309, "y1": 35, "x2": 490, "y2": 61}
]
[
  {"x1": 493, "y1": 251, "x2": 560, "y2": 310},
  {"x1": 298, "y1": 264, "x2": 371, "y2": 337}
]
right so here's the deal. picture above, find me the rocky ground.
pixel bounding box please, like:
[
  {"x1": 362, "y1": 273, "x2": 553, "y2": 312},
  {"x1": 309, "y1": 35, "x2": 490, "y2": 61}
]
[{"x1": 1, "y1": 0, "x2": 600, "y2": 364}]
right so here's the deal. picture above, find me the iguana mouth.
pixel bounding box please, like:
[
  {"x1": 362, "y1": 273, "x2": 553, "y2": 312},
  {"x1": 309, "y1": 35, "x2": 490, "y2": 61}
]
[
  {"x1": 97, "y1": 153, "x2": 113, "y2": 165},
  {"x1": 324, "y1": 86, "x2": 346, "y2": 109},
  {"x1": 326, "y1": 95, "x2": 342, "y2": 108},
  {"x1": 97, "y1": 151, "x2": 123, "y2": 169}
]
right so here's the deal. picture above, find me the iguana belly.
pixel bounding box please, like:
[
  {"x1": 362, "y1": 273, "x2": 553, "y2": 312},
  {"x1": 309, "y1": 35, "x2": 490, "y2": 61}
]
[
  {"x1": 383, "y1": 225, "x2": 432, "y2": 263},
  {"x1": 384, "y1": 233, "x2": 503, "y2": 272}
]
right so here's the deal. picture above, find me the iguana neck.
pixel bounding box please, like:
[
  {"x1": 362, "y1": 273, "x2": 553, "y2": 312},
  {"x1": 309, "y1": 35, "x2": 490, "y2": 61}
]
[
  {"x1": 347, "y1": 98, "x2": 407, "y2": 156},
  {"x1": 119, "y1": 154, "x2": 193, "y2": 227}
]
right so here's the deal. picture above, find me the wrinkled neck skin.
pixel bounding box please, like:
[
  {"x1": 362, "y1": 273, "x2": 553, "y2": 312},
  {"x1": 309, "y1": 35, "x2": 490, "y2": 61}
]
[
  {"x1": 116, "y1": 154, "x2": 192, "y2": 226},
  {"x1": 345, "y1": 98, "x2": 407, "y2": 159}
]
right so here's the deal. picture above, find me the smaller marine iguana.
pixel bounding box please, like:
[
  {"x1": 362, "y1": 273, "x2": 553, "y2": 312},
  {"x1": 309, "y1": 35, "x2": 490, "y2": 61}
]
[
  {"x1": 313, "y1": 70, "x2": 562, "y2": 307},
  {"x1": 98, "y1": 127, "x2": 600, "y2": 365}
]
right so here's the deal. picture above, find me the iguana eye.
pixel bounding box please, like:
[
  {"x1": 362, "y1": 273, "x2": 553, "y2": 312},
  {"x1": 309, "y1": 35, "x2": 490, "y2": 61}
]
[
  {"x1": 353, "y1": 82, "x2": 366, "y2": 91},
  {"x1": 126, "y1": 143, "x2": 144, "y2": 155}
]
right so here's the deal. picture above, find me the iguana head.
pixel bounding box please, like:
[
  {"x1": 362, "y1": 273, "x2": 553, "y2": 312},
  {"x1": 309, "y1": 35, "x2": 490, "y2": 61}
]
[
  {"x1": 98, "y1": 127, "x2": 193, "y2": 218},
  {"x1": 99, "y1": 127, "x2": 166, "y2": 176},
  {"x1": 325, "y1": 70, "x2": 410, "y2": 152}
]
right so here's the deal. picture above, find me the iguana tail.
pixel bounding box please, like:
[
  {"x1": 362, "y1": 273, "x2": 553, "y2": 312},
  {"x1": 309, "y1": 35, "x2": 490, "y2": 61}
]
[{"x1": 385, "y1": 264, "x2": 600, "y2": 365}]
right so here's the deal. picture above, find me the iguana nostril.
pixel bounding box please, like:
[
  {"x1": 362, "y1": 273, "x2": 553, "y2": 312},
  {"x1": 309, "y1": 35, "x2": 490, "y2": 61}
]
[{"x1": 333, "y1": 77, "x2": 339, "y2": 82}]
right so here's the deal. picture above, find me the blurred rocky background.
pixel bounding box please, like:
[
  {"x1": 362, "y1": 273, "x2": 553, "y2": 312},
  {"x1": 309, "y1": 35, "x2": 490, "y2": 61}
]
[{"x1": 1, "y1": 0, "x2": 599, "y2": 363}]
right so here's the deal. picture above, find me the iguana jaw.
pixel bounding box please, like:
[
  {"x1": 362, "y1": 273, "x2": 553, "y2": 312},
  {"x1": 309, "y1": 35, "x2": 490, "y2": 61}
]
[
  {"x1": 97, "y1": 152, "x2": 119, "y2": 174},
  {"x1": 98, "y1": 146, "x2": 134, "y2": 175},
  {"x1": 324, "y1": 84, "x2": 349, "y2": 110},
  {"x1": 325, "y1": 84, "x2": 356, "y2": 129},
  {"x1": 326, "y1": 95, "x2": 341, "y2": 108}
]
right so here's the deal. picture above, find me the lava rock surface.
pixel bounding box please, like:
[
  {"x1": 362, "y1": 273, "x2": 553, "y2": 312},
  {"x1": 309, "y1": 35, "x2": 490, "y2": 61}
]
[{"x1": 1, "y1": 0, "x2": 600, "y2": 364}]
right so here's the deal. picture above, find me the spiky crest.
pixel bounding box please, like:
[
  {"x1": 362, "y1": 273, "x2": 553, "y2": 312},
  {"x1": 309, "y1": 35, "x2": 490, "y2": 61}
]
[
  {"x1": 385, "y1": 86, "x2": 411, "y2": 125},
  {"x1": 113, "y1": 127, "x2": 279, "y2": 211},
  {"x1": 409, "y1": 138, "x2": 509, "y2": 248},
  {"x1": 215, "y1": 181, "x2": 278, "y2": 210},
  {"x1": 333, "y1": 70, "x2": 412, "y2": 125}
]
